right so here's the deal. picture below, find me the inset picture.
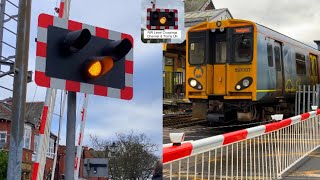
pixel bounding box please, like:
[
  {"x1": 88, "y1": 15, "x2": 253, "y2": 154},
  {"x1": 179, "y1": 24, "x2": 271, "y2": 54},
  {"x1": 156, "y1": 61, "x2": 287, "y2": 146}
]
[{"x1": 141, "y1": 0, "x2": 185, "y2": 44}]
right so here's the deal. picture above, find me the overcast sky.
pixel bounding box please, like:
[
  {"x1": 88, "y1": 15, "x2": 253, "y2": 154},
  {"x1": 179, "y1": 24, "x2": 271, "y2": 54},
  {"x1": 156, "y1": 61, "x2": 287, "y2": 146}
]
[
  {"x1": 0, "y1": 0, "x2": 163, "y2": 155},
  {"x1": 214, "y1": 0, "x2": 320, "y2": 48}
]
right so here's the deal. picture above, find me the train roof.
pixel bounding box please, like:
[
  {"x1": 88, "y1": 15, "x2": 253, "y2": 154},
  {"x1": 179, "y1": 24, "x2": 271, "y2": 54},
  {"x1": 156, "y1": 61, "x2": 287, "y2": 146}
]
[
  {"x1": 255, "y1": 22, "x2": 320, "y2": 53},
  {"x1": 188, "y1": 19, "x2": 320, "y2": 54}
]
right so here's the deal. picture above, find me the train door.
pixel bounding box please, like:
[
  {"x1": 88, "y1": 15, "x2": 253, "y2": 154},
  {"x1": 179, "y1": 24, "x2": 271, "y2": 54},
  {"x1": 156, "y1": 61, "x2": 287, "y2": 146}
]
[
  {"x1": 213, "y1": 32, "x2": 227, "y2": 95},
  {"x1": 309, "y1": 54, "x2": 318, "y2": 85},
  {"x1": 274, "y1": 41, "x2": 284, "y2": 96}
]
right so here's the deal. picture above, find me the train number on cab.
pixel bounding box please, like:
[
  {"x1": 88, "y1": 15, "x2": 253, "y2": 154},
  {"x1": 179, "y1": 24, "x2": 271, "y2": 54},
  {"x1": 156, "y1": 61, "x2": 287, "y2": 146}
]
[{"x1": 235, "y1": 68, "x2": 251, "y2": 72}]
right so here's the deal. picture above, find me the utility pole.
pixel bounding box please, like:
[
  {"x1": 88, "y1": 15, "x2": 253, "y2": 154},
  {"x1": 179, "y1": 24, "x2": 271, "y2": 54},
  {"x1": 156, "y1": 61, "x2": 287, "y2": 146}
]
[{"x1": 6, "y1": 0, "x2": 32, "y2": 179}]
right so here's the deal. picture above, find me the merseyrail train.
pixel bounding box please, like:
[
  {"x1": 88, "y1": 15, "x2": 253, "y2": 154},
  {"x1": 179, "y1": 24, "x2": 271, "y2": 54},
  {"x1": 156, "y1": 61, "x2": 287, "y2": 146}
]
[{"x1": 186, "y1": 19, "x2": 320, "y2": 123}]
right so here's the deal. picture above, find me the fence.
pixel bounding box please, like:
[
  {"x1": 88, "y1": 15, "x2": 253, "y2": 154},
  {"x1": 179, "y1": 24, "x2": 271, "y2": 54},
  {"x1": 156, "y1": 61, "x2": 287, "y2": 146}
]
[
  {"x1": 163, "y1": 71, "x2": 184, "y2": 99},
  {"x1": 163, "y1": 110, "x2": 320, "y2": 179},
  {"x1": 295, "y1": 85, "x2": 320, "y2": 115}
]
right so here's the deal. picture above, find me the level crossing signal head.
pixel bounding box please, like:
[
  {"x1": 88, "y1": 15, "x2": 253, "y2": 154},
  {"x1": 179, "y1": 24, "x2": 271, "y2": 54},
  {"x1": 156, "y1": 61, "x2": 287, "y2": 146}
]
[
  {"x1": 146, "y1": 8, "x2": 178, "y2": 30},
  {"x1": 35, "y1": 13, "x2": 134, "y2": 100}
]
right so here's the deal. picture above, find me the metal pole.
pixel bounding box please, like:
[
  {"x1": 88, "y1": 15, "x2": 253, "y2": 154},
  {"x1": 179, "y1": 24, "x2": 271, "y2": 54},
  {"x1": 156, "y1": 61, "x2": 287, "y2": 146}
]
[
  {"x1": 308, "y1": 85, "x2": 310, "y2": 112},
  {"x1": 295, "y1": 91, "x2": 298, "y2": 115},
  {"x1": 303, "y1": 85, "x2": 306, "y2": 113},
  {"x1": 6, "y1": 0, "x2": 32, "y2": 179},
  {"x1": 0, "y1": 0, "x2": 6, "y2": 72},
  {"x1": 51, "y1": 91, "x2": 67, "y2": 180},
  {"x1": 61, "y1": 0, "x2": 74, "y2": 179},
  {"x1": 298, "y1": 85, "x2": 301, "y2": 114},
  {"x1": 316, "y1": 84, "x2": 320, "y2": 108},
  {"x1": 66, "y1": 92, "x2": 77, "y2": 180}
]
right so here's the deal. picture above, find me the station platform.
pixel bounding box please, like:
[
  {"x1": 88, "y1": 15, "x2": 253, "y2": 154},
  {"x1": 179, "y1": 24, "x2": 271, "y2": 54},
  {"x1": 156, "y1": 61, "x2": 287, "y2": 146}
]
[{"x1": 283, "y1": 147, "x2": 320, "y2": 180}]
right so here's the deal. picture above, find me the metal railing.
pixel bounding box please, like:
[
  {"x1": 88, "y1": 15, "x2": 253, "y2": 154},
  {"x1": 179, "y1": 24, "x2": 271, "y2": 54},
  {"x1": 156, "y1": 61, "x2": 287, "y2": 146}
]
[
  {"x1": 163, "y1": 110, "x2": 320, "y2": 179},
  {"x1": 295, "y1": 84, "x2": 320, "y2": 115}
]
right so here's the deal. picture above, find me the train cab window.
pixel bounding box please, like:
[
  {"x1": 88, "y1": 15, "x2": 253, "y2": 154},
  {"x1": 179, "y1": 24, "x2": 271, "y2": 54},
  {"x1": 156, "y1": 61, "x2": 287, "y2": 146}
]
[
  {"x1": 296, "y1": 53, "x2": 306, "y2": 75},
  {"x1": 216, "y1": 41, "x2": 227, "y2": 63},
  {"x1": 188, "y1": 31, "x2": 206, "y2": 65},
  {"x1": 233, "y1": 36, "x2": 253, "y2": 63},
  {"x1": 267, "y1": 44, "x2": 273, "y2": 67},
  {"x1": 274, "y1": 46, "x2": 281, "y2": 71},
  {"x1": 189, "y1": 41, "x2": 205, "y2": 65}
]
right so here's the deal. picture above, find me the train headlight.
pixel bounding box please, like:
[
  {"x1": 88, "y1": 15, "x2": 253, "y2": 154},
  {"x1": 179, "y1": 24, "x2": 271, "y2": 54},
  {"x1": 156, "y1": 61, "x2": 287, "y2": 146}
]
[
  {"x1": 190, "y1": 79, "x2": 197, "y2": 87},
  {"x1": 242, "y1": 79, "x2": 250, "y2": 87},
  {"x1": 235, "y1": 77, "x2": 253, "y2": 91},
  {"x1": 188, "y1": 78, "x2": 203, "y2": 90}
]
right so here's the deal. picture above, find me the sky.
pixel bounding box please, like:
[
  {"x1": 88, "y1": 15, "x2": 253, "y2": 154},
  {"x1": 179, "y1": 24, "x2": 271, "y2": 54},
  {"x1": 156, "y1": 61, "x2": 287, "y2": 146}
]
[
  {"x1": 1, "y1": 0, "x2": 320, "y2": 157},
  {"x1": 0, "y1": 0, "x2": 164, "y2": 155},
  {"x1": 214, "y1": 0, "x2": 320, "y2": 48}
]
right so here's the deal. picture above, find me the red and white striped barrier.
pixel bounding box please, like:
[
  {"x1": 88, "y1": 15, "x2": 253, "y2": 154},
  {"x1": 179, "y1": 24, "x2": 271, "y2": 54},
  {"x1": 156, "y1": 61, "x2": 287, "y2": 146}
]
[
  {"x1": 32, "y1": 1, "x2": 65, "y2": 180},
  {"x1": 32, "y1": 89, "x2": 57, "y2": 180},
  {"x1": 58, "y1": 0, "x2": 65, "y2": 18},
  {"x1": 74, "y1": 93, "x2": 89, "y2": 179},
  {"x1": 163, "y1": 110, "x2": 320, "y2": 164}
]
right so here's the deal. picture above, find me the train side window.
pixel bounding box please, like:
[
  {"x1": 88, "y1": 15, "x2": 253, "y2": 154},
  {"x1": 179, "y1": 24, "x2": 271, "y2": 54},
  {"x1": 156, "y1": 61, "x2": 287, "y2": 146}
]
[
  {"x1": 296, "y1": 53, "x2": 306, "y2": 75},
  {"x1": 274, "y1": 46, "x2": 281, "y2": 71},
  {"x1": 267, "y1": 44, "x2": 273, "y2": 67}
]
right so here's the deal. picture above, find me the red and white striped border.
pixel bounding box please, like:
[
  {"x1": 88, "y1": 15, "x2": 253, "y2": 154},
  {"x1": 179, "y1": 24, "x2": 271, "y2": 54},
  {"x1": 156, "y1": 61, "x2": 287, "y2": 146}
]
[
  {"x1": 35, "y1": 13, "x2": 134, "y2": 100},
  {"x1": 146, "y1": 8, "x2": 178, "y2": 30},
  {"x1": 163, "y1": 109, "x2": 320, "y2": 164}
]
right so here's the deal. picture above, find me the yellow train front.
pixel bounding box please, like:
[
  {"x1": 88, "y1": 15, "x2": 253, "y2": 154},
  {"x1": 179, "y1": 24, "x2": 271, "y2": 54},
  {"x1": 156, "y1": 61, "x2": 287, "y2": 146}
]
[{"x1": 186, "y1": 19, "x2": 320, "y2": 123}]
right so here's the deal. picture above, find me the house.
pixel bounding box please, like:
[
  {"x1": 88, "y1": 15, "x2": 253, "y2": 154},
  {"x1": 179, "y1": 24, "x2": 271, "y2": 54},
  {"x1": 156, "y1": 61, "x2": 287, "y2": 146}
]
[
  {"x1": 0, "y1": 98, "x2": 110, "y2": 180},
  {"x1": 163, "y1": 0, "x2": 233, "y2": 99},
  {"x1": 56, "y1": 146, "x2": 107, "y2": 180},
  {"x1": 184, "y1": 0, "x2": 215, "y2": 13},
  {"x1": 0, "y1": 98, "x2": 57, "y2": 180}
]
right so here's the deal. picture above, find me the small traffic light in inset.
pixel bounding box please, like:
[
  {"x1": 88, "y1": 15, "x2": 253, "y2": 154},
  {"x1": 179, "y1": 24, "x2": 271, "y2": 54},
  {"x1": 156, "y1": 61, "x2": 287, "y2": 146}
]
[
  {"x1": 35, "y1": 14, "x2": 134, "y2": 100},
  {"x1": 146, "y1": 8, "x2": 178, "y2": 30}
]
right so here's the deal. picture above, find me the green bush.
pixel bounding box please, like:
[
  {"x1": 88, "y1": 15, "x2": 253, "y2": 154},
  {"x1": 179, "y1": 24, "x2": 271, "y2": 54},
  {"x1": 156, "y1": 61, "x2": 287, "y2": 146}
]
[{"x1": 0, "y1": 150, "x2": 8, "y2": 180}]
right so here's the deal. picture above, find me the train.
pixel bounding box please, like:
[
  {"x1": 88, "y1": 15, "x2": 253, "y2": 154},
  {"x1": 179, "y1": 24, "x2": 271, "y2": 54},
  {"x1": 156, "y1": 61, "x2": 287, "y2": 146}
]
[{"x1": 185, "y1": 19, "x2": 320, "y2": 123}]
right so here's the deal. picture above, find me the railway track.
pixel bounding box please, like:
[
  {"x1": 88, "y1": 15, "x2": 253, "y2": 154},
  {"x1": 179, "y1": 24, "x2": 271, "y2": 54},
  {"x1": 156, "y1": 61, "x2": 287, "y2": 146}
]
[
  {"x1": 163, "y1": 113, "x2": 274, "y2": 143},
  {"x1": 163, "y1": 113, "x2": 207, "y2": 128}
]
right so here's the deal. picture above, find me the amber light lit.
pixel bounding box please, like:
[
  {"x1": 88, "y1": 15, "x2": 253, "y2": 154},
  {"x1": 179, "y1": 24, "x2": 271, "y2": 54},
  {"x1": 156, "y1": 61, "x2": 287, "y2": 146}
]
[
  {"x1": 160, "y1": 17, "x2": 167, "y2": 24},
  {"x1": 85, "y1": 57, "x2": 114, "y2": 79},
  {"x1": 87, "y1": 61, "x2": 102, "y2": 77}
]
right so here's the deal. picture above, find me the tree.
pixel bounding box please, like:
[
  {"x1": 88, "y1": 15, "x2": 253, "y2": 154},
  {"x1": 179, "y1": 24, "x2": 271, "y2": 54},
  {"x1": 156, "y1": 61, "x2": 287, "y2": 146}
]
[
  {"x1": 90, "y1": 131, "x2": 159, "y2": 180},
  {"x1": 0, "y1": 150, "x2": 8, "y2": 180}
]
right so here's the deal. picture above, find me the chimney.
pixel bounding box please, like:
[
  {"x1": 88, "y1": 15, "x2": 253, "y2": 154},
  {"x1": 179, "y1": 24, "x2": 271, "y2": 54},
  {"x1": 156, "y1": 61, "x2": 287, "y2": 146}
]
[{"x1": 314, "y1": 41, "x2": 320, "y2": 50}]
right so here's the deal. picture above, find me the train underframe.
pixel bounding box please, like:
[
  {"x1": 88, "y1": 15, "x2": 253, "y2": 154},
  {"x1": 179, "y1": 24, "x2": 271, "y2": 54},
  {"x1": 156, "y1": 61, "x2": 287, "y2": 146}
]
[{"x1": 191, "y1": 97, "x2": 295, "y2": 124}]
